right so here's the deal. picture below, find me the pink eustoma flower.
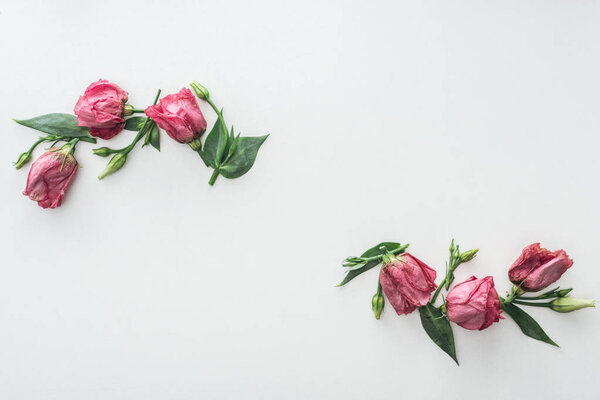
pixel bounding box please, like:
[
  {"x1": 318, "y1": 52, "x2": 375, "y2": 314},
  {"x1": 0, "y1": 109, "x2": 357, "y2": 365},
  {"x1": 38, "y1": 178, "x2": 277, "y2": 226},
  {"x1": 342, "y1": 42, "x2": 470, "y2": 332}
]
[
  {"x1": 446, "y1": 276, "x2": 503, "y2": 331},
  {"x1": 23, "y1": 148, "x2": 78, "y2": 209},
  {"x1": 508, "y1": 243, "x2": 573, "y2": 292},
  {"x1": 379, "y1": 253, "x2": 437, "y2": 315},
  {"x1": 145, "y1": 88, "x2": 207, "y2": 144},
  {"x1": 74, "y1": 79, "x2": 129, "y2": 140}
]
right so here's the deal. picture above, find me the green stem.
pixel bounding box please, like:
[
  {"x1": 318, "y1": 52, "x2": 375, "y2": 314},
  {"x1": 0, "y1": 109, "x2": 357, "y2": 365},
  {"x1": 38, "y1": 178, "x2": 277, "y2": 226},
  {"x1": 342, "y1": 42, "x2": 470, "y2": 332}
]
[
  {"x1": 28, "y1": 137, "x2": 48, "y2": 153},
  {"x1": 208, "y1": 168, "x2": 220, "y2": 185},
  {"x1": 206, "y1": 98, "x2": 228, "y2": 134},
  {"x1": 122, "y1": 89, "x2": 162, "y2": 154},
  {"x1": 512, "y1": 300, "x2": 553, "y2": 308},
  {"x1": 131, "y1": 109, "x2": 146, "y2": 113}
]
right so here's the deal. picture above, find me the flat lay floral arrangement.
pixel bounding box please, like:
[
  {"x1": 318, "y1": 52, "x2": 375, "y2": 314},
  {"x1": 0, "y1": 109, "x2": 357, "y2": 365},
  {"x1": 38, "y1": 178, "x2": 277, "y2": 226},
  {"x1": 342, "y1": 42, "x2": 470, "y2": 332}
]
[
  {"x1": 339, "y1": 241, "x2": 595, "y2": 364},
  {"x1": 13, "y1": 79, "x2": 268, "y2": 208}
]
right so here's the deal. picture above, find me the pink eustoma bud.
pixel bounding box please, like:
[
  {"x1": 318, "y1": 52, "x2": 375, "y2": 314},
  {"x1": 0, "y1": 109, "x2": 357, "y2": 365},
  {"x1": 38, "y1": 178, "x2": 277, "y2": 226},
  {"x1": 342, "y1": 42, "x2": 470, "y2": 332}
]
[
  {"x1": 508, "y1": 243, "x2": 573, "y2": 292},
  {"x1": 74, "y1": 79, "x2": 129, "y2": 140},
  {"x1": 379, "y1": 254, "x2": 437, "y2": 315},
  {"x1": 23, "y1": 148, "x2": 78, "y2": 209},
  {"x1": 446, "y1": 276, "x2": 503, "y2": 331},
  {"x1": 145, "y1": 88, "x2": 207, "y2": 144}
]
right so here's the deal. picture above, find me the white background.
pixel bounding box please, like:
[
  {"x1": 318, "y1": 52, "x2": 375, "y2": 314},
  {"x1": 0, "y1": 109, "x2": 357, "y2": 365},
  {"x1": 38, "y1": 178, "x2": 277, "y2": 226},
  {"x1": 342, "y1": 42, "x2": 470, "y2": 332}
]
[{"x1": 0, "y1": 1, "x2": 599, "y2": 399}]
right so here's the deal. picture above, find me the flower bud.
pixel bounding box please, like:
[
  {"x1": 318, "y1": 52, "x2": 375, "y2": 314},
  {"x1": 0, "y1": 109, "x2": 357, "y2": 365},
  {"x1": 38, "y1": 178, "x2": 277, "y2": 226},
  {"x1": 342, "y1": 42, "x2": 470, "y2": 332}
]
[
  {"x1": 379, "y1": 253, "x2": 437, "y2": 315},
  {"x1": 550, "y1": 297, "x2": 595, "y2": 313},
  {"x1": 92, "y1": 147, "x2": 113, "y2": 157},
  {"x1": 460, "y1": 249, "x2": 479, "y2": 263},
  {"x1": 123, "y1": 104, "x2": 135, "y2": 116},
  {"x1": 14, "y1": 152, "x2": 32, "y2": 169},
  {"x1": 74, "y1": 79, "x2": 128, "y2": 139},
  {"x1": 508, "y1": 243, "x2": 573, "y2": 292},
  {"x1": 190, "y1": 81, "x2": 210, "y2": 100},
  {"x1": 446, "y1": 276, "x2": 503, "y2": 330},
  {"x1": 98, "y1": 152, "x2": 127, "y2": 180},
  {"x1": 23, "y1": 148, "x2": 78, "y2": 208},
  {"x1": 372, "y1": 292, "x2": 384, "y2": 320},
  {"x1": 145, "y1": 88, "x2": 207, "y2": 144}
]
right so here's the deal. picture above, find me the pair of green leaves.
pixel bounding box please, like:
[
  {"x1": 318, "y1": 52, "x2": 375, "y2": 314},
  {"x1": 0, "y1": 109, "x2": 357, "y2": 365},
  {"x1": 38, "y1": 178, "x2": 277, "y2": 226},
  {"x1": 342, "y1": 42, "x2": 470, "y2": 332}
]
[
  {"x1": 337, "y1": 242, "x2": 407, "y2": 287},
  {"x1": 14, "y1": 113, "x2": 97, "y2": 143},
  {"x1": 197, "y1": 111, "x2": 268, "y2": 184},
  {"x1": 124, "y1": 116, "x2": 160, "y2": 151}
]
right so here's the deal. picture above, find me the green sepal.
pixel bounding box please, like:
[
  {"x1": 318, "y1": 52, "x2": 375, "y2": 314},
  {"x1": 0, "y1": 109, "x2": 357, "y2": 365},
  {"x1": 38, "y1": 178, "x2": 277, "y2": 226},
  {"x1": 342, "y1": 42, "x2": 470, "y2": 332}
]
[
  {"x1": 337, "y1": 242, "x2": 405, "y2": 287},
  {"x1": 501, "y1": 302, "x2": 558, "y2": 347},
  {"x1": 419, "y1": 303, "x2": 458, "y2": 365},
  {"x1": 14, "y1": 113, "x2": 93, "y2": 139},
  {"x1": 124, "y1": 116, "x2": 147, "y2": 131}
]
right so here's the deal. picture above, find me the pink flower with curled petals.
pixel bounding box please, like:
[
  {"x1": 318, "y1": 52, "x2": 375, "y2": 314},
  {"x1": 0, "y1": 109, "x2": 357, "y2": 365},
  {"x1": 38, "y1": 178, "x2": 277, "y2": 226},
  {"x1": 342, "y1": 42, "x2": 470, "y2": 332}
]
[
  {"x1": 446, "y1": 276, "x2": 503, "y2": 331},
  {"x1": 145, "y1": 88, "x2": 207, "y2": 144},
  {"x1": 379, "y1": 254, "x2": 437, "y2": 315},
  {"x1": 23, "y1": 148, "x2": 78, "y2": 209},
  {"x1": 508, "y1": 243, "x2": 573, "y2": 292},
  {"x1": 74, "y1": 79, "x2": 128, "y2": 140}
]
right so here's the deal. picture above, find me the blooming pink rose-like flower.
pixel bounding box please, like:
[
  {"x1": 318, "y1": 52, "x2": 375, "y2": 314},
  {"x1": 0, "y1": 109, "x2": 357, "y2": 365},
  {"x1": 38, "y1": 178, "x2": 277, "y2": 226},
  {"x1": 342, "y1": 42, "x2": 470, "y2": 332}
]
[
  {"x1": 379, "y1": 253, "x2": 437, "y2": 315},
  {"x1": 446, "y1": 276, "x2": 503, "y2": 331},
  {"x1": 23, "y1": 148, "x2": 78, "y2": 209},
  {"x1": 74, "y1": 79, "x2": 129, "y2": 140},
  {"x1": 145, "y1": 88, "x2": 207, "y2": 144},
  {"x1": 508, "y1": 243, "x2": 573, "y2": 292}
]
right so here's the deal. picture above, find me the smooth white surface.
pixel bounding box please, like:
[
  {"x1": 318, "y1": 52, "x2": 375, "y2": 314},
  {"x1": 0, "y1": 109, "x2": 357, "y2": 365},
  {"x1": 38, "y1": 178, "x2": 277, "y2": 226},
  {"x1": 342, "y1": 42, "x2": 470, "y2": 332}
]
[{"x1": 1, "y1": 1, "x2": 599, "y2": 398}]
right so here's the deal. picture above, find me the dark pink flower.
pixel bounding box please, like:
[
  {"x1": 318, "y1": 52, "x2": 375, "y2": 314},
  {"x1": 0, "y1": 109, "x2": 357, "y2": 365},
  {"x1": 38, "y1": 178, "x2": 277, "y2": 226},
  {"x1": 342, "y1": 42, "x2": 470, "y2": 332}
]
[
  {"x1": 446, "y1": 276, "x2": 503, "y2": 331},
  {"x1": 508, "y1": 243, "x2": 573, "y2": 292},
  {"x1": 145, "y1": 88, "x2": 207, "y2": 144},
  {"x1": 23, "y1": 148, "x2": 78, "y2": 209},
  {"x1": 74, "y1": 79, "x2": 128, "y2": 139},
  {"x1": 379, "y1": 253, "x2": 437, "y2": 315}
]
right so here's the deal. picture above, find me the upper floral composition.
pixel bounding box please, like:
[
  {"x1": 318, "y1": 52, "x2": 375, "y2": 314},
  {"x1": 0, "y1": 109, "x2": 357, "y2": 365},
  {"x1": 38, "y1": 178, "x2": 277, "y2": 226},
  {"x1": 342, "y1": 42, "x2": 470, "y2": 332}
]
[{"x1": 13, "y1": 79, "x2": 269, "y2": 208}]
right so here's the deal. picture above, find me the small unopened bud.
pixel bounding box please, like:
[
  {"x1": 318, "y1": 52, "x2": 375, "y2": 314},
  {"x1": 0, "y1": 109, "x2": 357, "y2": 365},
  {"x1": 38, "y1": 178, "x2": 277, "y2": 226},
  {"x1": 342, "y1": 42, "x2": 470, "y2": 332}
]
[
  {"x1": 14, "y1": 152, "x2": 32, "y2": 169},
  {"x1": 551, "y1": 297, "x2": 595, "y2": 313},
  {"x1": 92, "y1": 147, "x2": 113, "y2": 157},
  {"x1": 123, "y1": 104, "x2": 135, "y2": 116},
  {"x1": 372, "y1": 292, "x2": 384, "y2": 320},
  {"x1": 449, "y1": 239, "x2": 455, "y2": 253},
  {"x1": 460, "y1": 249, "x2": 479, "y2": 263},
  {"x1": 190, "y1": 81, "x2": 210, "y2": 100},
  {"x1": 98, "y1": 152, "x2": 127, "y2": 180}
]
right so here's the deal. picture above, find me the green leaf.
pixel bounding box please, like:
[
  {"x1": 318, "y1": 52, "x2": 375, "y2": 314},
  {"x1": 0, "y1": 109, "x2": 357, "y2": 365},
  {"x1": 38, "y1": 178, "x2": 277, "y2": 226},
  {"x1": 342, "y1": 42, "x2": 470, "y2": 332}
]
[
  {"x1": 337, "y1": 242, "x2": 403, "y2": 287},
  {"x1": 14, "y1": 113, "x2": 93, "y2": 139},
  {"x1": 202, "y1": 115, "x2": 229, "y2": 168},
  {"x1": 124, "y1": 116, "x2": 147, "y2": 131},
  {"x1": 219, "y1": 135, "x2": 269, "y2": 179},
  {"x1": 419, "y1": 303, "x2": 458, "y2": 365},
  {"x1": 148, "y1": 123, "x2": 160, "y2": 151},
  {"x1": 501, "y1": 302, "x2": 559, "y2": 347}
]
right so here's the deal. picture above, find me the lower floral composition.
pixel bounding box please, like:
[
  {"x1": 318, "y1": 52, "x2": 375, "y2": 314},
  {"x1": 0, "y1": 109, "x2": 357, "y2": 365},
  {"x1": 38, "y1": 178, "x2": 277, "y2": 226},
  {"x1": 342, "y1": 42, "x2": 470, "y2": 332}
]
[
  {"x1": 13, "y1": 79, "x2": 269, "y2": 208},
  {"x1": 339, "y1": 241, "x2": 594, "y2": 364}
]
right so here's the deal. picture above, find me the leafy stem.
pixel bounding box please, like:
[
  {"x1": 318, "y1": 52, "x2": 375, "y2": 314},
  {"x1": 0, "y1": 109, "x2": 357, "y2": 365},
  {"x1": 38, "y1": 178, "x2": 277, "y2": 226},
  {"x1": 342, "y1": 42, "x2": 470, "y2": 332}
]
[{"x1": 430, "y1": 239, "x2": 478, "y2": 305}]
